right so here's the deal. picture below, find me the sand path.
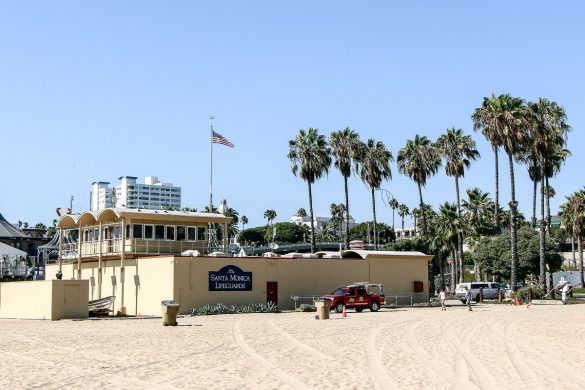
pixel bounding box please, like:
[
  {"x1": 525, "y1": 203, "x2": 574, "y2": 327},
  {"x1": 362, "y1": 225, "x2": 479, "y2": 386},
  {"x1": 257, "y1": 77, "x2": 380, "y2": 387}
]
[{"x1": 0, "y1": 302, "x2": 584, "y2": 389}]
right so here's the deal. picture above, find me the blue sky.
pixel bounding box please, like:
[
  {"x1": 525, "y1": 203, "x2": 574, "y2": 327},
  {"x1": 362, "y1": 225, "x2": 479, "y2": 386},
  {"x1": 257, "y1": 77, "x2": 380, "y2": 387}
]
[{"x1": 1, "y1": 2, "x2": 584, "y2": 229}]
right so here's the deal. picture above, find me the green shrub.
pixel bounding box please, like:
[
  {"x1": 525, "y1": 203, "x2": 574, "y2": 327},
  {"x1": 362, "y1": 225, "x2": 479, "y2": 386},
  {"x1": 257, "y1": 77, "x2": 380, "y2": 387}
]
[
  {"x1": 299, "y1": 304, "x2": 316, "y2": 312},
  {"x1": 516, "y1": 286, "x2": 544, "y2": 303},
  {"x1": 190, "y1": 302, "x2": 278, "y2": 316}
]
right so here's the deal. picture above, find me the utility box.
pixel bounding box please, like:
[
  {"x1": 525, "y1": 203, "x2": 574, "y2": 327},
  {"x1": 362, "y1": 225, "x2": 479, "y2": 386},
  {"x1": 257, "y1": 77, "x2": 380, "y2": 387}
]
[{"x1": 413, "y1": 281, "x2": 424, "y2": 293}]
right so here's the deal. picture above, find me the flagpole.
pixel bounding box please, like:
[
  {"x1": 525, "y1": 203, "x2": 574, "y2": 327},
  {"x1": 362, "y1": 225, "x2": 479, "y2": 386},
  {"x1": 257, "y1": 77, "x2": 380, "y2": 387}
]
[{"x1": 209, "y1": 115, "x2": 214, "y2": 211}]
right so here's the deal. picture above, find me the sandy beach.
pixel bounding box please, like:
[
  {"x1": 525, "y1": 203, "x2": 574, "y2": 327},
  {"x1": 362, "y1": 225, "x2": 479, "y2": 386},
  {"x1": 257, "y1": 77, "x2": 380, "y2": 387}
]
[{"x1": 1, "y1": 301, "x2": 584, "y2": 390}]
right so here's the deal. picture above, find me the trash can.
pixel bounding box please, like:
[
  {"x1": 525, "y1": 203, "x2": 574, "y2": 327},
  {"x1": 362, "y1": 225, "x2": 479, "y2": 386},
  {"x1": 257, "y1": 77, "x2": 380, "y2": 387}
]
[
  {"x1": 314, "y1": 298, "x2": 331, "y2": 320},
  {"x1": 161, "y1": 300, "x2": 180, "y2": 326}
]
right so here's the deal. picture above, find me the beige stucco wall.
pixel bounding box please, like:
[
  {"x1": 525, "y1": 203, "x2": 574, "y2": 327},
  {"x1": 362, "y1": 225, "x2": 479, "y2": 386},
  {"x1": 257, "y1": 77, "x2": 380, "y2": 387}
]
[
  {"x1": 0, "y1": 280, "x2": 88, "y2": 320},
  {"x1": 46, "y1": 253, "x2": 430, "y2": 315}
]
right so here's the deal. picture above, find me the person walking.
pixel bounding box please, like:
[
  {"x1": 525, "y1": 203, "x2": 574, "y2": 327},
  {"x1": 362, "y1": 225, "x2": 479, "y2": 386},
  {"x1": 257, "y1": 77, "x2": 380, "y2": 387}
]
[
  {"x1": 438, "y1": 288, "x2": 447, "y2": 311},
  {"x1": 465, "y1": 286, "x2": 473, "y2": 311},
  {"x1": 561, "y1": 282, "x2": 570, "y2": 304}
]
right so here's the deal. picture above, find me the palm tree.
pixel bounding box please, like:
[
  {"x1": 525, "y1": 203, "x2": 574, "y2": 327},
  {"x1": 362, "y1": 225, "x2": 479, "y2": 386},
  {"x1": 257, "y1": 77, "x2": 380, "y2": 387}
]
[
  {"x1": 288, "y1": 128, "x2": 332, "y2": 253},
  {"x1": 526, "y1": 97, "x2": 570, "y2": 290},
  {"x1": 472, "y1": 94, "x2": 506, "y2": 231},
  {"x1": 560, "y1": 190, "x2": 585, "y2": 287},
  {"x1": 296, "y1": 208, "x2": 307, "y2": 218},
  {"x1": 356, "y1": 139, "x2": 393, "y2": 249},
  {"x1": 434, "y1": 202, "x2": 460, "y2": 290},
  {"x1": 494, "y1": 94, "x2": 528, "y2": 292},
  {"x1": 389, "y1": 198, "x2": 399, "y2": 230},
  {"x1": 329, "y1": 203, "x2": 346, "y2": 239},
  {"x1": 223, "y1": 208, "x2": 240, "y2": 242},
  {"x1": 264, "y1": 209, "x2": 277, "y2": 246},
  {"x1": 398, "y1": 204, "x2": 409, "y2": 235},
  {"x1": 397, "y1": 135, "x2": 441, "y2": 238},
  {"x1": 240, "y1": 215, "x2": 248, "y2": 231},
  {"x1": 437, "y1": 127, "x2": 480, "y2": 280},
  {"x1": 330, "y1": 127, "x2": 361, "y2": 249}
]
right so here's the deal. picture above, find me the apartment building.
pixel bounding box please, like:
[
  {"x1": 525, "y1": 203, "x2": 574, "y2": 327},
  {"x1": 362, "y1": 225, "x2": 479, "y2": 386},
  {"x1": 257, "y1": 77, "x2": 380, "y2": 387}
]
[{"x1": 90, "y1": 176, "x2": 181, "y2": 211}]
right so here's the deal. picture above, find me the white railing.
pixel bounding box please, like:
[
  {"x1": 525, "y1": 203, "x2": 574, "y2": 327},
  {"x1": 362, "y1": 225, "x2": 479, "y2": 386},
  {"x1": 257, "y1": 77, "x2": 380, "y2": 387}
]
[{"x1": 60, "y1": 238, "x2": 210, "y2": 261}]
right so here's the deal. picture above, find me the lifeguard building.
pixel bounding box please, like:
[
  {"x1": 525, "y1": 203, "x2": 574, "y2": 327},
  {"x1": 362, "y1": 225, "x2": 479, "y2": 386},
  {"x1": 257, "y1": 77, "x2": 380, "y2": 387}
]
[{"x1": 1, "y1": 208, "x2": 433, "y2": 320}]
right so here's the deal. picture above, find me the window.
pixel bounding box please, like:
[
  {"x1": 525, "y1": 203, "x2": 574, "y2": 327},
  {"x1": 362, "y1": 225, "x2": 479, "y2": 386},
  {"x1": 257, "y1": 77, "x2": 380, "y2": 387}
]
[
  {"x1": 155, "y1": 225, "x2": 165, "y2": 240},
  {"x1": 187, "y1": 227, "x2": 196, "y2": 241},
  {"x1": 83, "y1": 229, "x2": 90, "y2": 242},
  {"x1": 133, "y1": 224, "x2": 143, "y2": 239},
  {"x1": 166, "y1": 226, "x2": 175, "y2": 240},
  {"x1": 144, "y1": 225, "x2": 154, "y2": 240},
  {"x1": 177, "y1": 226, "x2": 186, "y2": 241},
  {"x1": 126, "y1": 224, "x2": 131, "y2": 238},
  {"x1": 197, "y1": 227, "x2": 206, "y2": 241},
  {"x1": 93, "y1": 228, "x2": 99, "y2": 241}
]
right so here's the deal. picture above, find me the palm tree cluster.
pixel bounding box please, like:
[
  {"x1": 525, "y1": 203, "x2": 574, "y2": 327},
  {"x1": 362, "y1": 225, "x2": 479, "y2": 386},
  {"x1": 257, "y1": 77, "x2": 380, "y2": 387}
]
[
  {"x1": 283, "y1": 93, "x2": 571, "y2": 292},
  {"x1": 559, "y1": 189, "x2": 585, "y2": 287}
]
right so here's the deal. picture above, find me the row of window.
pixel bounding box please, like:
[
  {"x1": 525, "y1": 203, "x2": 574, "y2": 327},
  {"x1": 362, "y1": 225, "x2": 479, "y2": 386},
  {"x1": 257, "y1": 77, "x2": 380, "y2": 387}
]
[
  {"x1": 132, "y1": 224, "x2": 206, "y2": 242},
  {"x1": 80, "y1": 224, "x2": 206, "y2": 242}
]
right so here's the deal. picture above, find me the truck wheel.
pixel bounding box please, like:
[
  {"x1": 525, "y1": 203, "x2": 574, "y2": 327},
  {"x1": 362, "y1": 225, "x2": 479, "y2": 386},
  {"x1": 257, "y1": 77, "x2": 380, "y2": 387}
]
[
  {"x1": 370, "y1": 301, "x2": 380, "y2": 312},
  {"x1": 355, "y1": 307, "x2": 363, "y2": 312},
  {"x1": 335, "y1": 302, "x2": 344, "y2": 313}
]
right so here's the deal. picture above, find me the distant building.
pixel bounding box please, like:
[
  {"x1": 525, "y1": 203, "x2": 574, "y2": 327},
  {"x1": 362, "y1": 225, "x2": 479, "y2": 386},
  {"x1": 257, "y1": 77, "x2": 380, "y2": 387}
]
[
  {"x1": 0, "y1": 212, "x2": 49, "y2": 257},
  {"x1": 90, "y1": 176, "x2": 181, "y2": 211},
  {"x1": 291, "y1": 214, "x2": 356, "y2": 234},
  {"x1": 395, "y1": 226, "x2": 419, "y2": 241}
]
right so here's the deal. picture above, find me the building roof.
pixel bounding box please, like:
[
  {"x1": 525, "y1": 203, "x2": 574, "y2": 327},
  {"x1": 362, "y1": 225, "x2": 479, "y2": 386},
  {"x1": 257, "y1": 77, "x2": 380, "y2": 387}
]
[
  {"x1": 313, "y1": 250, "x2": 434, "y2": 260},
  {"x1": 0, "y1": 241, "x2": 27, "y2": 257},
  {"x1": 58, "y1": 207, "x2": 233, "y2": 228},
  {"x1": 0, "y1": 213, "x2": 27, "y2": 238}
]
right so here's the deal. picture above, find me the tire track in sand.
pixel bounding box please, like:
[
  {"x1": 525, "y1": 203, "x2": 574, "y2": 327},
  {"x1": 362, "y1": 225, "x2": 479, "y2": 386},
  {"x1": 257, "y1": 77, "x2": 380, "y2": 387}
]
[
  {"x1": 268, "y1": 320, "x2": 333, "y2": 361},
  {"x1": 366, "y1": 323, "x2": 399, "y2": 390},
  {"x1": 403, "y1": 318, "x2": 479, "y2": 389},
  {"x1": 232, "y1": 320, "x2": 309, "y2": 390}
]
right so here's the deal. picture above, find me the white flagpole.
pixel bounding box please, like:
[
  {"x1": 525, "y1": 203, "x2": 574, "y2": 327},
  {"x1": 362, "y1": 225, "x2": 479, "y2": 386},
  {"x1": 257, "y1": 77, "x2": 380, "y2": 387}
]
[{"x1": 209, "y1": 115, "x2": 214, "y2": 211}]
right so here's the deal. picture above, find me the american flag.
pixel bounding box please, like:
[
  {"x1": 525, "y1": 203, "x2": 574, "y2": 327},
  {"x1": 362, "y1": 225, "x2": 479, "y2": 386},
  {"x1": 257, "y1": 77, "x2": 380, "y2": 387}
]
[{"x1": 212, "y1": 131, "x2": 235, "y2": 148}]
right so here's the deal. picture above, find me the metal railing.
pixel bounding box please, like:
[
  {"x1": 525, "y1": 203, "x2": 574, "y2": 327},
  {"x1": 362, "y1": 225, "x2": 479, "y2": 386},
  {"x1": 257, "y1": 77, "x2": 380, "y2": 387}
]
[
  {"x1": 290, "y1": 292, "x2": 430, "y2": 310},
  {"x1": 60, "y1": 238, "x2": 213, "y2": 261}
]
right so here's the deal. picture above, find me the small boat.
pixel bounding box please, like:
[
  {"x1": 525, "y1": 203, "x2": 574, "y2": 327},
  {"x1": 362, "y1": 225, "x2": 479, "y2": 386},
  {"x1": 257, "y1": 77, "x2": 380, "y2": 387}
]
[{"x1": 89, "y1": 296, "x2": 116, "y2": 315}]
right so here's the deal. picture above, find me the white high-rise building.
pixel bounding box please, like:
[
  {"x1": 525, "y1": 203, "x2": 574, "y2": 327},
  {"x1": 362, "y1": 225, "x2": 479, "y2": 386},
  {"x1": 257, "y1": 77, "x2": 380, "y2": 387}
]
[
  {"x1": 90, "y1": 176, "x2": 181, "y2": 211},
  {"x1": 90, "y1": 182, "x2": 114, "y2": 211}
]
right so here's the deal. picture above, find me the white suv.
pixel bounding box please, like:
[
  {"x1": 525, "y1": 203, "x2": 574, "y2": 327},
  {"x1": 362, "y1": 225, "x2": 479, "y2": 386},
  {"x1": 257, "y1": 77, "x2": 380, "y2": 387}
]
[{"x1": 455, "y1": 282, "x2": 508, "y2": 303}]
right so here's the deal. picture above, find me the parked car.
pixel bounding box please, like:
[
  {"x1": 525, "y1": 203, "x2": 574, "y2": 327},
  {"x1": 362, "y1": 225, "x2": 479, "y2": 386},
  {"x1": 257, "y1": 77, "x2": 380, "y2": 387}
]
[
  {"x1": 320, "y1": 282, "x2": 385, "y2": 313},
  {"x1": 455, "y1": 282, "x2": 509, "y2": 303}
]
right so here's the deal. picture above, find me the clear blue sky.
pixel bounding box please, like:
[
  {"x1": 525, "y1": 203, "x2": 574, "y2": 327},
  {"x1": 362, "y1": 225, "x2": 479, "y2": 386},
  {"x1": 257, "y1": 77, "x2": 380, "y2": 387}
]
[{"x1": 1, "y1": 1, "x2": 584, "y2": 229}]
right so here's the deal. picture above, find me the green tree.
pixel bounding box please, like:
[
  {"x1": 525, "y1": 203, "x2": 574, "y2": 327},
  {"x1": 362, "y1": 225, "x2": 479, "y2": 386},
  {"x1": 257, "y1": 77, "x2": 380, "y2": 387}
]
[
  {"x1": 239, "y1": 227, "x2": 268, "y2": 247},
  {"x1": 240, "y1": 215, "x2": 248, "y2": 231},
  {"x1": 472, "y1": 94, "x2": 504, "y2": 231},
  {"x1": 264, "y1": 209, "x2": 277, "y2": 246},
  {"x1": 433, "y1": 202, "x2": 460, "y2": 289},
  {"x1": 525, "y1": 97, "x2": 570, "y2": 289},
  {"x1": 437, "y1": 127, "x2": 480, "y2": 281},
  {"x1": 389, "y1": 198, "x2": 399, "y2": 230},
  {"x1": 398, "y1": 204, "x2": 409, "y2": 233},
  {"x1": 350, "y1": 222, "x2": 394, "y2": 244},
  {"x1": 559, "y1": 190, "x2": 585, "y2": 287},
  {"x1": 330, "y1": 127, "x2": 361, "y2": 249},
  {"x1": 397, "y1": 135, "x2": 441, "y2": 238},
  {"x1": 356, "y1": 139, "x2": 393, "y2": 249},
  {"x1": 266, "y1": 222, "x2": 306, "y2": 244},
  {"x1": 288, "y1": 128, "x2": 332, "y2": 253},
  {"x1": 223, "y1": 207, "x2": 240, "y2": 242}
]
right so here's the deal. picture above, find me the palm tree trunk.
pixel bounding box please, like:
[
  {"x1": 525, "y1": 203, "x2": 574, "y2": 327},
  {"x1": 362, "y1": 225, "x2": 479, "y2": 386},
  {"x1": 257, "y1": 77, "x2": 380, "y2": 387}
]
[
  {"x1": 572, "y1": 235, "x2": 576, "y2": 268},
  {"x1": 458, "y1": 237, "x2": 464, "y2": 284},
  {"x1": 579, "y1": 234, "x2": 584, "y2": 288},
  {"x1": 371, "y1": 188, "x2": 378, "y2": 250},
  {"x1": 392, "y1": 209, "x2": 395, "y2": 230},
  {"x1": 343, "y1": 176, "x2": 350, "y2": 250},
  {"x1": 494, "y1": 147, "x2": 500, "y2": 232},
  {"x1": 545, "y1": 175, "x2": 551, "y2": 233},
  {"x1": 450, "y1": 248, "x2": 456, "y2": 292},
  {"x1": 531, "y1": 179, "x2": 537, "y2": 227},
  {"x1": 417, "y1": 182, "x2": 428, "y2": 237},
  {"x1": 539, "y1": 172, "x2": 546, "y2": 291},
  {"x1": 508, "y1": 153, "x2": 518, "y2": 292},
  {"x1": 307, "y1": 182, "x2": 316, "y2": 253},
  {"x1": 454, "y1": 176, "x2": 468, "y2": 281},
  {"x1": 401, "y1": 216, "x2": 404, "y2": 232}
]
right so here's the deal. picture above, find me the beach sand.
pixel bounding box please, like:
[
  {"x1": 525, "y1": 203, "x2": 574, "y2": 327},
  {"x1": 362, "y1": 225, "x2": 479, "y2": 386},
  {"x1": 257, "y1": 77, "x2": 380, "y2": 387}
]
[{"x1": 1, "y1": 301, "x2": 584, "y2": 389}]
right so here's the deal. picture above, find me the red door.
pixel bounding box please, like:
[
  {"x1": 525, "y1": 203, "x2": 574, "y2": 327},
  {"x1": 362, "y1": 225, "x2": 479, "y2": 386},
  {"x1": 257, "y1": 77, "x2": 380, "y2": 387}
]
[{"x1": 267, "y1": 282, "x2": 278, "y2": 305}]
